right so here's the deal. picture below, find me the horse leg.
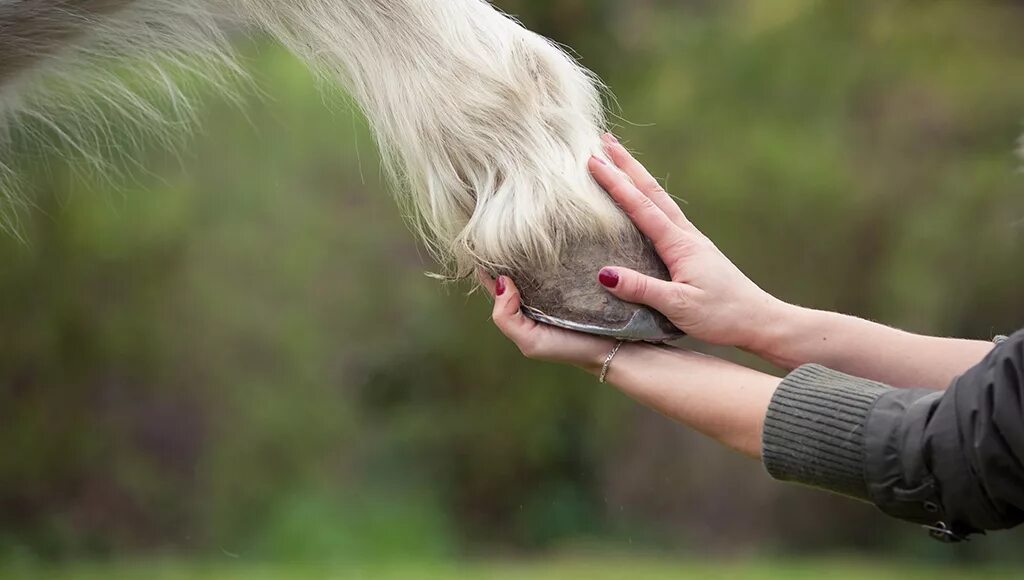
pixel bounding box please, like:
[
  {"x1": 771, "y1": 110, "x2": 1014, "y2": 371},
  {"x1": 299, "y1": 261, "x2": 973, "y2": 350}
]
[
  {"x1": 237, "y1": 0, "x2": 681, "y2": 341},
  {"x1": 1, "y1": 0, "x2": 680, "y2": 341}
]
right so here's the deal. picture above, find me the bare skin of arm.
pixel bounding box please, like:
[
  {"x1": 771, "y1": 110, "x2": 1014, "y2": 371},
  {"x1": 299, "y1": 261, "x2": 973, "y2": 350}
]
[
  {"x1": 747, "y1": 305, "x2": 993, "y2": 389},
  {"x1": 587, "y1": 134, "x2": 993, "y2": 390},
  {"x1": 480, "y1": 134, "x2": 993, "y2": 459},
  {"x1": 479, "y1": 273, "x2": 778, "y2": 459}
]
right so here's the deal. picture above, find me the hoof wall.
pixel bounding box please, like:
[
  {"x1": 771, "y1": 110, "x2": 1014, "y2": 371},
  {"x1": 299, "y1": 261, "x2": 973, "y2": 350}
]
[
  {"x1": 506, "y1": 233, "x2": 684, "y2": 343},
  {"x1": 522, "y1": 304, "x2": 682, "y2": 343}
]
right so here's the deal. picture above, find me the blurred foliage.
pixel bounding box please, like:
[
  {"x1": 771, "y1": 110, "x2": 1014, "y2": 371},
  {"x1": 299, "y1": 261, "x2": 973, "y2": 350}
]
[
  {"x1": 2, "y1": 0, "x2": 1024, "y2": 570},
  {"x1": 2, "y1": 557, "x2": 1020, "y2": 580}
]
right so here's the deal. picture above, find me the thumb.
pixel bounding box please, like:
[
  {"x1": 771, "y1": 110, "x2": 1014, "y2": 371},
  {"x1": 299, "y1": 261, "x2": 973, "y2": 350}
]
[{"x1": 598, "y1": 267, "x2": 681, "y2": 311}]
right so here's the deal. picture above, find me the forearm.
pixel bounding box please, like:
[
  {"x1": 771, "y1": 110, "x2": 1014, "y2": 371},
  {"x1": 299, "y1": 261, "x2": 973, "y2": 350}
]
[
  {"x1": 598, "y1": 343, "x2": 780, "y2": 458},
  {"x1": 751, "y1": 303, "x2": 993, "y2": 389},
  {"x1": 763, "y1": 330, "x2": 1024, "y2": 540}
]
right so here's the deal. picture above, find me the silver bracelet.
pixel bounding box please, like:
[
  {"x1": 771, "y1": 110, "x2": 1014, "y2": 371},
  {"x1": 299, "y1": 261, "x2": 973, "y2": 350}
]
[{"x1": 599, "y1": 340, "x2": 625, "y2": 384}]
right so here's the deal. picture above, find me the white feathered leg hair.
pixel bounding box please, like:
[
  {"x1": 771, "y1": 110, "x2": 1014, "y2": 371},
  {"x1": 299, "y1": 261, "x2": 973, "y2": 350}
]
[
  {"x1": 0, "y1": 0, "x2": 679, "y2": 340},
  {"x1": 238, "y1": 0, "x2": 641, "y2": 281}
]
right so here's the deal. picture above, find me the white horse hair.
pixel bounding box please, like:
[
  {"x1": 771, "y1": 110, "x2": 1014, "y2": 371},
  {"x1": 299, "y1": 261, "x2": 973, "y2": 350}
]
[{"x1": 0, "y1": 0, "x2": 636, "y2": 279}]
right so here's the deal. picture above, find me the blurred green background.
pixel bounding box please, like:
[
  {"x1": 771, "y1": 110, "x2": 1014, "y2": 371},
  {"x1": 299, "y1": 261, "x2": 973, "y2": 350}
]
[{"x1": 3, "y1": 0, "x2": 1024, "y2": 578}]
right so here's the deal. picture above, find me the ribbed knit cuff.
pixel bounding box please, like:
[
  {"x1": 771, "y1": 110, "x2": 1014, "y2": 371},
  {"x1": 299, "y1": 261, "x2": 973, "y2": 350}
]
[{"x1": 762, "y1": 364, "x2": 893, "y2": 501}]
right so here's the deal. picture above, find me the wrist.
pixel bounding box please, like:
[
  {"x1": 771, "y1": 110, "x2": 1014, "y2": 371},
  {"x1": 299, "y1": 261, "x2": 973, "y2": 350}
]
[
  {"x1": 587, "y1": 341, "x2": 650, "y2": 381},
  {"x1": 742, "y1": 298, "x2": 806, "y2": 363},
  {"x1": 580, "y1": 337, "x2": 620, "y2": 376}
]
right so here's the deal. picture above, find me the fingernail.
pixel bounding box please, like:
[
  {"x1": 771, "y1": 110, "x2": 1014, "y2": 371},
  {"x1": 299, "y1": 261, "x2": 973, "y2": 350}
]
[
  {"x1": 495, "y1": 276, "x2": 507, "y2": 296},
  {"x1": 604, "y1": 133, "x2": 619, "y2": 144},
  {"x1": 591, "y1": 155, "x2": 607, "y2": 166},
  {"x1": 598, "y1": 268, "x2": 619, "y2": 288}
]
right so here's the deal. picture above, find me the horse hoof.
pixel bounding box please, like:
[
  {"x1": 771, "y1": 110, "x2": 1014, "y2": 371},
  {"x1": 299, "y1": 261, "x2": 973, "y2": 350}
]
[{"x1": 506, "y1": 233, "x2": 684, "y2": 343}]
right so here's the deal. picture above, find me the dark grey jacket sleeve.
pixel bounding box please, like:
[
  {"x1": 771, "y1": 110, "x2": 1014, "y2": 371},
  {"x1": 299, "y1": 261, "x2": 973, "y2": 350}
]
[{"x1": 762, "y1": 329, "x2": 1024, "y2": 542}]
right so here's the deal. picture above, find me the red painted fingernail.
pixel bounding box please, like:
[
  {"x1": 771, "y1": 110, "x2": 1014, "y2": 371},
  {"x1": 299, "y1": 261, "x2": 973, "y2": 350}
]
[
  {"x1": 598, "y1": 269, "x2": 619, "y2": 288},
  {"x1": 495, "y1": 276, "x2": 507, "y2": 296},
  {"x1": 591, "y1": 155, "x2": 607, "y2": 166}
]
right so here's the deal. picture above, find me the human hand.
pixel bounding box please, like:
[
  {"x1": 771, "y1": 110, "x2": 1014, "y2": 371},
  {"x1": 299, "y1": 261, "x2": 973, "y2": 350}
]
[
  {"x1": 482, "y1": 266, "x2": 779, "y2": 457},
  {"x1": 588, "y1": 134, "x2": 788, "y2": 350},
  {"x1": 478, "y1": 271, "x2": 617, "y2": 375}
]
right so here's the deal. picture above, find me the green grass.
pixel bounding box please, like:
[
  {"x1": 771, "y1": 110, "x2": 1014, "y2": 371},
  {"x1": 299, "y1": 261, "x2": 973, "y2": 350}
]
[{"x1": 2, "y1": 558, "x2": 1018, "y2": 580}]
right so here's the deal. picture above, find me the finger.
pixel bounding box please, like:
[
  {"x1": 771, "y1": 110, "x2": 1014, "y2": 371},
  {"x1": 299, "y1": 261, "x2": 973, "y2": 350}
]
[
  {"x1": 598, "y1": 266, "x2": 693, "y2": 313},
  {"x1": 490, "y1": 276, "x2": 537, "y2": 345},
  {"x1": 589, "y1": 156, "x2": 690, "y2": 262},
  {"x1": 602, "y1": 134, "x2": 695, "y2": 232}
]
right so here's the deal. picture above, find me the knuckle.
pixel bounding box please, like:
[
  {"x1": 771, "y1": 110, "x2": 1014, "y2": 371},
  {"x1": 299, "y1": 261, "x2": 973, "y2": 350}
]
[
  {"x1": 635, "y1": 195, "x2": 659, "y2": 212},
  {"x1": 662, "y1": 234, "x2": 695, "y2": 259},
  {"x1": 494, "y1": 310, "x2": 517, "y2": 331},
  {"x1": 695, "y1": 236, "x2": 718, "y2": 255},
  {"x1": 671, "y1": 284, "x2": 691, "y2": 307},
  {"x1": 631, "y1": 275, "x2": 651, "y2": 302},
  {"x1": 691, "y1": 232, "x2": 712, "y2": 247}
]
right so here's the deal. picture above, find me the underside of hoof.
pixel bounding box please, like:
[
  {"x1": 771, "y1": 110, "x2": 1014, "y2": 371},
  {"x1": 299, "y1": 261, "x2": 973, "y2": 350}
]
[{"x1": 506, "y1": 233, "x2": 683, "y2": 343}]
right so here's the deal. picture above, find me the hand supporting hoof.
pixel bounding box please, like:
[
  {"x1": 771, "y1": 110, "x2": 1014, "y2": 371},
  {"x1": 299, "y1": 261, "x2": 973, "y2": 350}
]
[{"x1": 503, "y1": 233, "x2": 684, "y2": 343}]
